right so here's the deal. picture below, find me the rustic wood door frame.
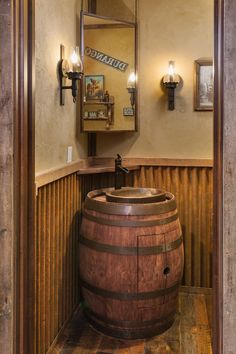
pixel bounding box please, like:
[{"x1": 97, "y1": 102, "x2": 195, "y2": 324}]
[
  {"x1": 213, "y1": 0, "x2": 223, "y2": 353},
  {"x1": 13, "y1": 0, "x2": 224, "y2": 353}
]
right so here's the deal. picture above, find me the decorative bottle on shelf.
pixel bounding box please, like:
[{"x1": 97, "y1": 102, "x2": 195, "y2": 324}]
[{"x1": 104, "y1": 90, "x2": 110, "y2": 103}]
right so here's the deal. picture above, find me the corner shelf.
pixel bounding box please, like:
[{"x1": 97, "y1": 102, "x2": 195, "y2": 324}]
[
  {"x1": 83, "y1": 98, "x2": 115, "y2": 128},
  {"x1": 83, "y1": 117, "x2": 109, "y2": 121},
  {"x1": 84, "y1": 101, "x2": 114, "y2": 105}
]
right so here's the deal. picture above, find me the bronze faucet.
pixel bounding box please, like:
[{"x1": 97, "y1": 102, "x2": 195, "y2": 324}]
[{"x1": 115, "y1": 154, "x2": 129, "y2": 189}]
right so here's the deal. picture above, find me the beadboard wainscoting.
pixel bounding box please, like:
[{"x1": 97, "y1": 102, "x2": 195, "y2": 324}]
[
  {"x1": 35, "y1": 159, "x2": 213, "y2": 353},
  {"x1": 35, "y1": 173, "x2": 81, "y2": 354},
  {"x1": 132, "y1": 166, "x2": 213, "y2": 288}
]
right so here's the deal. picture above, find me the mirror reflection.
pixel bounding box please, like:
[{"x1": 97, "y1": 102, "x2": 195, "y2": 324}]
[
  {"x1": 94, "y1": 0, "x2": 136, "y2": 23},
  {"x1": 81, "y1": 12, "x2": 137, "y2": 132}
]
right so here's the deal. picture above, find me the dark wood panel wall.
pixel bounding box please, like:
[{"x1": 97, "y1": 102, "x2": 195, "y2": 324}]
[{"x1": 35, "y1": 163, "x2": 213, "y2": 353}]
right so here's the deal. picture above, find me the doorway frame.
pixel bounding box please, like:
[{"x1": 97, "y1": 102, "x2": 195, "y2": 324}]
[
  {"x1": 13, "y1": 0, "x2": 223, "y2": 353},
  {"x1": 13, "y1": 0, "x2": 35, "y2": 353},
  {"x1": 213, "y1": 0, "x2": 223, "y2": 353}
]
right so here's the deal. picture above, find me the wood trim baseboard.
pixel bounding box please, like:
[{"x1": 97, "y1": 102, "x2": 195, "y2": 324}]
[
  {"x1": 35, "y1": 157, "x2": 213, "y2": 189},
  {"x1": 180, "y1": 286, "x2": 212, "y2": 295}
]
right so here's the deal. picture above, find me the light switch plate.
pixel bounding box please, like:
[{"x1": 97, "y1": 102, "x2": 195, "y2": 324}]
[{"x1": 67, "y1": 146, "x2": 73, "y2": 163}]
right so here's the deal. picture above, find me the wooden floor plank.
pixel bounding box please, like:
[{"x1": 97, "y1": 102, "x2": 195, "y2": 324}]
[
  {"x1": 179, "y1": 293, "x2": 197, "y2": 328},
  {"x1": 53, "y1": 289, "x2": 212, "y2": 354},
  {"x1": 196, "y1": 327, "x2": 212, "y2": 354},
  {"x1": 205, "y1": 294, "x2": 213, "y2": 330},
  {"x1": 97, "y1": 335, "x2": 120, "y2": 353}
]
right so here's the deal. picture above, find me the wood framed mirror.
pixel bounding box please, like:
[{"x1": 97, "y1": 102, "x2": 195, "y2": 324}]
[{"x1": 80, "y1": 11, "x2": 137, "y2": 132}]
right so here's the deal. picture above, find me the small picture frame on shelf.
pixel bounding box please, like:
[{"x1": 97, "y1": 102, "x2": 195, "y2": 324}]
[
  {"x1": 194, "y1": 59, "x2": 213, "y2": 111},
  {"x1": 85, "y1": 75, "x2": 104, "y2": 100}
]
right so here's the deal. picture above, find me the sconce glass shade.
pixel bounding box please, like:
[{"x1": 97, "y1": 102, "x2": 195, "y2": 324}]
[
  {"x1": 68, "y1": 46, "x2": 83, "y2": 73},
  {"x1": 162, "y1": 61, "x2": 181, "y2": 111},
  {"x1": 127, "y1": 71, "x2": 136, "y2": 89},
  {"x1": 59, "y1": 44, "x2": 84, "y2": 105},
  {"x1": 163, "y1": 61, "x2": 180, "y2": 84},
  {"x1": 127, "y1": 71, "x2": 136, "y2": 109}
]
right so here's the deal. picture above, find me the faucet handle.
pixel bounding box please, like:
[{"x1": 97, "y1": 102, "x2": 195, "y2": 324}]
[
  {"x1": 115, "y1": 154, "x2": 122, "y2": 167},
  {"x1": 120, "y1": 166, "x2": 129, "y2": 174}
]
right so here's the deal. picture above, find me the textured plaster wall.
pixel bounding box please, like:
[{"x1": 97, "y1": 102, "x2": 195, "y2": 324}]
[
  {"x1": 96, "y1": 0, "x2": 214, "y2": 159},
  {"x1": 35, "y1": 0, "x2": 87, "y2": 173},
  {"x1": 36, "y1": 0, "x2": 213, "y2": 171}
]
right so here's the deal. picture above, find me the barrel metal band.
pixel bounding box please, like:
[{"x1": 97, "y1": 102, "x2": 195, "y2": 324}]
[
  {"x1": 79, "y1": 234, "x2": 183, "y2": 255},
  {"x1": 85, "y1": 307, "x2": 176, "y2": 327},
  {"x1": 80, "y1": 279, "x2": 180, "y2": 300},
  {"x1": 82, "y1": 210, "x2": 179, "y2": 227},
  {"x1": 86, "y1": 315, "x2": 175, "y2": 339},
  {"x1": 85, "y1": 192, "x2": 177, "y2": 216}
]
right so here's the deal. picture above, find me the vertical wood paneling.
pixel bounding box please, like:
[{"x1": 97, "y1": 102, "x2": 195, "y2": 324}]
[
  {"x1": 35, "y1": 173, "x2": 81, "y2": 354},
  {"x1": 132, "y1": 166, "x2": 213, "y2": 288}
]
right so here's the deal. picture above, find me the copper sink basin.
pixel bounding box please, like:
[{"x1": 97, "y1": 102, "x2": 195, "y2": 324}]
[{"x1": 105, "y1": 187, "x2": 166, "y2": 204}]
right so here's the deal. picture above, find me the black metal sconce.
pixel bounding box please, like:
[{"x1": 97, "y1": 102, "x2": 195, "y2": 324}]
[
  {"x1": 162, "y1": 61, "x2": 180, "y2": 111},
  {"x1": 59, "y1": 45, "x2": 83, "y2": 105},
  {"x1": 127, "y1": 71, "x2": 136, "y2": 109}
]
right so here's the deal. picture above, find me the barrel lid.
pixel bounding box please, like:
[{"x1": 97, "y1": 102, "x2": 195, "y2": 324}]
[
  {"x1": 105, "y1": 187, "x2": 166, "y2": 204},
  {"x1": 85, "y1": 189, "x2": 176, "y2": 215}
]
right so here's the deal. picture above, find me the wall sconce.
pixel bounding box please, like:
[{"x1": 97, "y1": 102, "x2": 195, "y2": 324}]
[
  {"x1": 127, "y1": 71, "x2": 136, "y2": 109},
  {"x1": 59, "y1": 45, "x2": 83, "y2": 105},
  {"x1": 162, "y1": 61, "x2": 180, "y2": 110}
]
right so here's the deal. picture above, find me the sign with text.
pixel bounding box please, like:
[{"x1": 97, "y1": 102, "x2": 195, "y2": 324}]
[
  {"x1": 85, "y1": 46, "x2": 129, "y2": 72},
  {"x1": 123, "y1": 107, "x2": 134, "y2": 116}
]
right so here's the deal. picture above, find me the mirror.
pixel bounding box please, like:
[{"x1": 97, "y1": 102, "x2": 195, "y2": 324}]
[{"x1": 80, "y1": 12, "x2": 137, "y2": 132}]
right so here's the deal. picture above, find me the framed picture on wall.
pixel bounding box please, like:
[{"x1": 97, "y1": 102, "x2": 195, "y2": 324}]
[
  {"x1": 85, "y1": 75, "x2": 104, "y2": 100},
  {"x1": 194, "y1": 59, "x2": 213, "y2": 111}
]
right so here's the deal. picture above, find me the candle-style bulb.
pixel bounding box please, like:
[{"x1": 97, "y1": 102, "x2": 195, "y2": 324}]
[
  {"x1": 168, "y1": 61, "x2": 175, "y2": 77},
  {"x1": 163, "y1": 60, "x2": 180, "y2": 84},
  {"x1": 127, "y1": 71, "x2": 136, "y2": 89},
  {"x1": 68, "y1": 46, "x2": 83, "y2": 72}
]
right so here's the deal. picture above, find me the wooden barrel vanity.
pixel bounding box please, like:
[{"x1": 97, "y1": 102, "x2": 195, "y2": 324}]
[{"x1": 79, "y1": 187, "x2": 184, "y2": 339}]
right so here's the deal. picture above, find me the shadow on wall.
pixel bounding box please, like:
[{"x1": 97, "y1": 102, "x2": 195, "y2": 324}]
[
  {"x1": 96, "y1": 131, "x2": 140, "y2": 157},
  {"x1": 95, "y1": 0, "x2": 136, "y2": 22}
]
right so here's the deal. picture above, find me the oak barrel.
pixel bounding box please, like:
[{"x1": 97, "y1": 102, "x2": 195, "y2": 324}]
[{"x1": 79, "y1": 188, "x2": 184, "y2": 339}]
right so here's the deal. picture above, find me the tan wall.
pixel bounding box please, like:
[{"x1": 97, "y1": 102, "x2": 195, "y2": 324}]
[
  {"x1": 35, "y1": 0, "x2": 87, "y2": 173},
  {"x1": 35, "y1": 0, "x2": 213, "y2": 172},
  {"x1": 96, "y1": 0, "x2": 214, "y2": 159}
]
